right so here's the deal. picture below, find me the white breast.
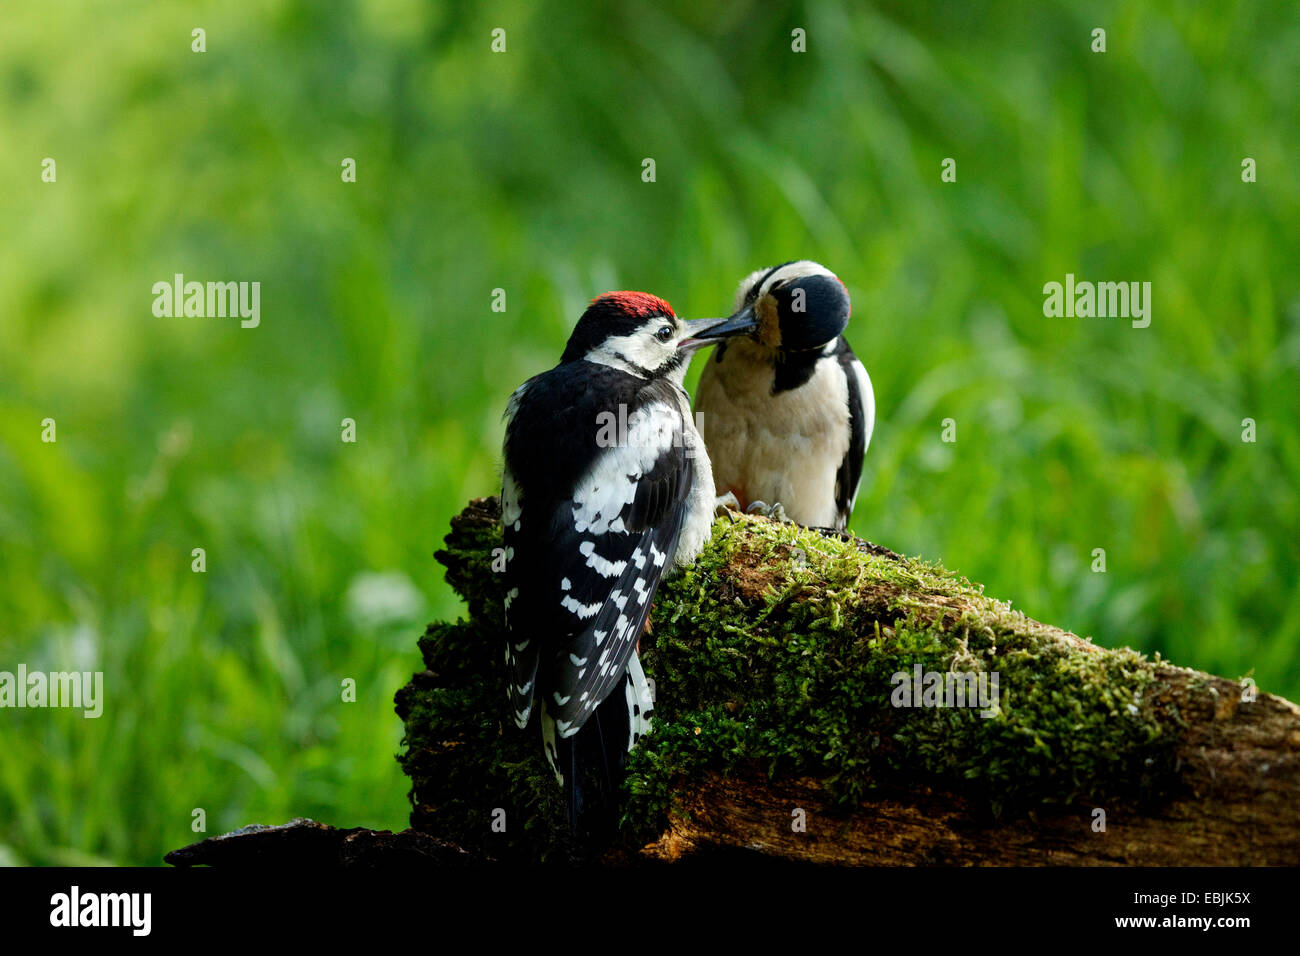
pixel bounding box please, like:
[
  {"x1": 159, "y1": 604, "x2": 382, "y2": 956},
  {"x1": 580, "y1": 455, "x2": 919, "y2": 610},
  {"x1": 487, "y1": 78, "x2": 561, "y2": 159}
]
[
  {"x1": 671, "y1": 384, "x2": 717, "y2": 571},
  {"x1": 696, "y1": 343, "x2": 852, "y2": 528}
]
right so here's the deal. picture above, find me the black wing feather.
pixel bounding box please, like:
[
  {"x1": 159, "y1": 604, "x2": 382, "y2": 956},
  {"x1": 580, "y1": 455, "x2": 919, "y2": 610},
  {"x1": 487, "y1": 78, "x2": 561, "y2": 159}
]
[
  {"x1": 833, "y1": 337, "x2": 868, "y2": 529},
  {"x1": 503, "y1": 364, "x2": 691, "y2": 735}
]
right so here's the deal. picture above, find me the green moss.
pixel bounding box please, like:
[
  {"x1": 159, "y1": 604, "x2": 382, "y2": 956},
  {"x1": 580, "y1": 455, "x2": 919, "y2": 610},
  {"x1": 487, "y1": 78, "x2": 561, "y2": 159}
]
[
  {"x1": 398, "y1": 506, "x2": 1181, "y2": 858},
  {"x1": 396, "y1": 617, "x2": 575, "y2": 862}
]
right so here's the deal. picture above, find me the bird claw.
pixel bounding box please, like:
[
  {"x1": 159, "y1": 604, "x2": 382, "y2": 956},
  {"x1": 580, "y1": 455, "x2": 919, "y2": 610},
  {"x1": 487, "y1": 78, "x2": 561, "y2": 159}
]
[
  {"x1": 714, "y1": 492, "x2": 741, "y2": 521},
  {"x1": 746, "y1": 500, "x2": 789, "y2": 522}
]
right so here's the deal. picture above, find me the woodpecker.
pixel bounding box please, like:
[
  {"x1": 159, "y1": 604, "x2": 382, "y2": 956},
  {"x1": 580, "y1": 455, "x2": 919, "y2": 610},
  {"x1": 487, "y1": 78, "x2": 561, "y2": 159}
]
[
  {"x1": 500, "y1": 291, "x2": 741, "y2": 838},
  {"x1": 693, "y1": 260, "x2": 875, "y2": 531}
]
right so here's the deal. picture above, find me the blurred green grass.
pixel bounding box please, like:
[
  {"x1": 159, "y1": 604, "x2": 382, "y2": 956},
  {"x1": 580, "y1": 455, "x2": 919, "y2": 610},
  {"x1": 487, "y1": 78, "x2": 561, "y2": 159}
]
[{"x1": 0, "y1": 0, "x2": 1297, "y2": 865}]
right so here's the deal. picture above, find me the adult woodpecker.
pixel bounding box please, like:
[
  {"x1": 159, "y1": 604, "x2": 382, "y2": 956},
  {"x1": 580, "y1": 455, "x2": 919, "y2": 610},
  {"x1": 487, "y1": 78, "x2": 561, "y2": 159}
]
[
  {"x1": 693, "y1": 260, "x2": 875, "y2": 531},
  {"x1": 500, "y1": 291, "x2": 742, "y2": 838}
]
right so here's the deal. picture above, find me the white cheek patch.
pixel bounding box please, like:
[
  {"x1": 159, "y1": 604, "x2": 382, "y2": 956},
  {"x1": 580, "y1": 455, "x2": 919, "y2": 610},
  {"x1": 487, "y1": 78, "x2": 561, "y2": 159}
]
[{"x1": 585, "y1": 328, "x2": 673, "y2": 374}]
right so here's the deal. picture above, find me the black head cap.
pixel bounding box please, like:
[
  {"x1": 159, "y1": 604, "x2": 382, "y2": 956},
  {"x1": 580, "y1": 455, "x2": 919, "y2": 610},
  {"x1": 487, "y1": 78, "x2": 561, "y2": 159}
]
[
  {"x1": 560, "y1": 292, "x2": 676, "y2": 364},
  {"x1": 736, "y1": 261, "x2": 851, "y2": 352}
]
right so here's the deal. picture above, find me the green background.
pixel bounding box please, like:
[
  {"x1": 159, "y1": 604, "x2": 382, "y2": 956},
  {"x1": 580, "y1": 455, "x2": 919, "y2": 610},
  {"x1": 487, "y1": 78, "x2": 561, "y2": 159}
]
[{"x1": 1, "y1": 0, "x2": 1296, "y2": 865}]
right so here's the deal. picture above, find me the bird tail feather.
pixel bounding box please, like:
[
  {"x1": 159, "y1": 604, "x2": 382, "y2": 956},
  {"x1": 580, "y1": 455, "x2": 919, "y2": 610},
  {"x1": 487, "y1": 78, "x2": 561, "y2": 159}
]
[{"x1": 543, "y1": 664, "x2": 647, "y2": 844}]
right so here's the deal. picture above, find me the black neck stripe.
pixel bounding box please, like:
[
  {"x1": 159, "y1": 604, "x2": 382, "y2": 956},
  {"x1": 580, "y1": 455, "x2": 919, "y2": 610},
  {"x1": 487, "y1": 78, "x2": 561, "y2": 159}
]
[{"x1": 615, "y1": 353, "x2": 656, "y2": 378}]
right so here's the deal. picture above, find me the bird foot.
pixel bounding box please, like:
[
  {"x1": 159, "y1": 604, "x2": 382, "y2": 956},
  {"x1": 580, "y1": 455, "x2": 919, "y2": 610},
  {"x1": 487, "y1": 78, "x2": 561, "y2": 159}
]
[
  {"x1": 714, "y1": 492, "x2": 741, "y2": 521},
  {"x1": 746, "y1": 500, "x2": 789, "y2": 522}
]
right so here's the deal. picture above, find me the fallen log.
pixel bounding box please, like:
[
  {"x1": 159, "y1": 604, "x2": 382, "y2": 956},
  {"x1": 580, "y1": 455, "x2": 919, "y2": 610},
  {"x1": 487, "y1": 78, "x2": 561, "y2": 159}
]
[
  {"x1": 394, "y1": 497, "x2": 1300, "y2": 866},
  {"x1": 164, "y1": 818, "x2": 473, "y2": 868}
]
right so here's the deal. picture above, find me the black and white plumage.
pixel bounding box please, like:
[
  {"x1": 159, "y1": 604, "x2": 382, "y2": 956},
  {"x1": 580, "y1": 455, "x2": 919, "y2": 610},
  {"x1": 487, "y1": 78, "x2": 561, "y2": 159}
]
[
  {"x1": 500, "y1": 291, "x2": 739, "y2": 834},
  {"x1": 694, "y1": 260, "x2": 875, "y2": 531}
]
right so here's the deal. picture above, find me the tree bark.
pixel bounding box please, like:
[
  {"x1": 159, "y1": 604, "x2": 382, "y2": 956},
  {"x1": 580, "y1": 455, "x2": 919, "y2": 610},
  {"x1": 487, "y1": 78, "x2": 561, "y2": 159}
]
[
  {"x1": 165, "y1": 818, "x2": 474, "y2": 868},
  {"x1": 395, "y1": 498, "x2": 1300, "y2": 866}
]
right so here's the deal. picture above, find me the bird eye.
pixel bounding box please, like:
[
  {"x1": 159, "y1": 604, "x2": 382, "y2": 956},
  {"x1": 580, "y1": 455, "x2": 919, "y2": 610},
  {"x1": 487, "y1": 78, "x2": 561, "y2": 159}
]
[{"x1": 655, "y1": 325, "x2": 674, "y2": 343}]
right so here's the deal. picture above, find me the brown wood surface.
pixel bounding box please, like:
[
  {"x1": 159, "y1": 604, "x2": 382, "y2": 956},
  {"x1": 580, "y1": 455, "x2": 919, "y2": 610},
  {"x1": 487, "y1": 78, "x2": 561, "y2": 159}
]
[{"x1": 647, "y1": 671, "x2": 1300, "y2": 866}]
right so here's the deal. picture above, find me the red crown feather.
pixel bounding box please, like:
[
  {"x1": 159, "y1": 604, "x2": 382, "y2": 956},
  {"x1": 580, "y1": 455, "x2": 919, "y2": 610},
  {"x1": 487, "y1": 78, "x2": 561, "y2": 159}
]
[{"x1": 591, "y1": 291, "x2": 675, "y2": 319}]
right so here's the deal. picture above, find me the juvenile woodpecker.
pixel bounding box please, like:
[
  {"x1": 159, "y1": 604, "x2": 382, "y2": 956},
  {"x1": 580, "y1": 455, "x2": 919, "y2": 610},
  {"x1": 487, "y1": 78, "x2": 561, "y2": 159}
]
[
  {"x1": 694, "y1": 260, "x2": 875, "y2": 531},
  {"x1": 500, "y1": 291, "x2": 740, "y2": 837}
]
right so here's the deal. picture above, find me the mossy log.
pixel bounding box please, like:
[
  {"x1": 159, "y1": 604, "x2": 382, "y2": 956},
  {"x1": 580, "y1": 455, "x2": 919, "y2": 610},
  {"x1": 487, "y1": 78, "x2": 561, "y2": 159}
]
[
  {"x1": 164, "y1": 818, "x2": 473, "y2": 868},
  {"x1": 395, "y1": 497, "x2": 1300, "y2": 866}
]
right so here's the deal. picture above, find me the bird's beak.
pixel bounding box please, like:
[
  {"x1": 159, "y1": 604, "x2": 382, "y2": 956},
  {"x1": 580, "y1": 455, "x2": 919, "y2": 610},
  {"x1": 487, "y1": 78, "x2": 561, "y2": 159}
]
[{"x1": 677, "y1": 306, "x2": 758, "y2": 351}]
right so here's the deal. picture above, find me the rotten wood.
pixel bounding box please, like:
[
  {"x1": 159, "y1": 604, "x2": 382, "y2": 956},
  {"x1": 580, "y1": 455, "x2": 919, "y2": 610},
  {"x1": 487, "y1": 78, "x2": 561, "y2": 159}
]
[{"x1": 431, "y1": 498, "x2": 1300, "y2": 866}]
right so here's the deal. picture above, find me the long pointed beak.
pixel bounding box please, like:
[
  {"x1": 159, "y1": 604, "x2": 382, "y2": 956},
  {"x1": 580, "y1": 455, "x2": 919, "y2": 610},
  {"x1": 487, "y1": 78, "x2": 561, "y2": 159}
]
[{"x1": 677, "y1": 306, "x2": 758, "y2": 350}]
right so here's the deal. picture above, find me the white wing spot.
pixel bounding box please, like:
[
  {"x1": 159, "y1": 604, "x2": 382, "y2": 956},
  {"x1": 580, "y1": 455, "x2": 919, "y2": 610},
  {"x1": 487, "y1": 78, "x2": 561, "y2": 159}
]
[
  {"x1": 579, "y1": 540, "x2": 628, "y2": 578},
  {"x1": 501, "y1": 468, "x2": 523, "y2": 526},
  {"x1": 561, "y1": 595, "x2": 602, "y2": 619}
]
